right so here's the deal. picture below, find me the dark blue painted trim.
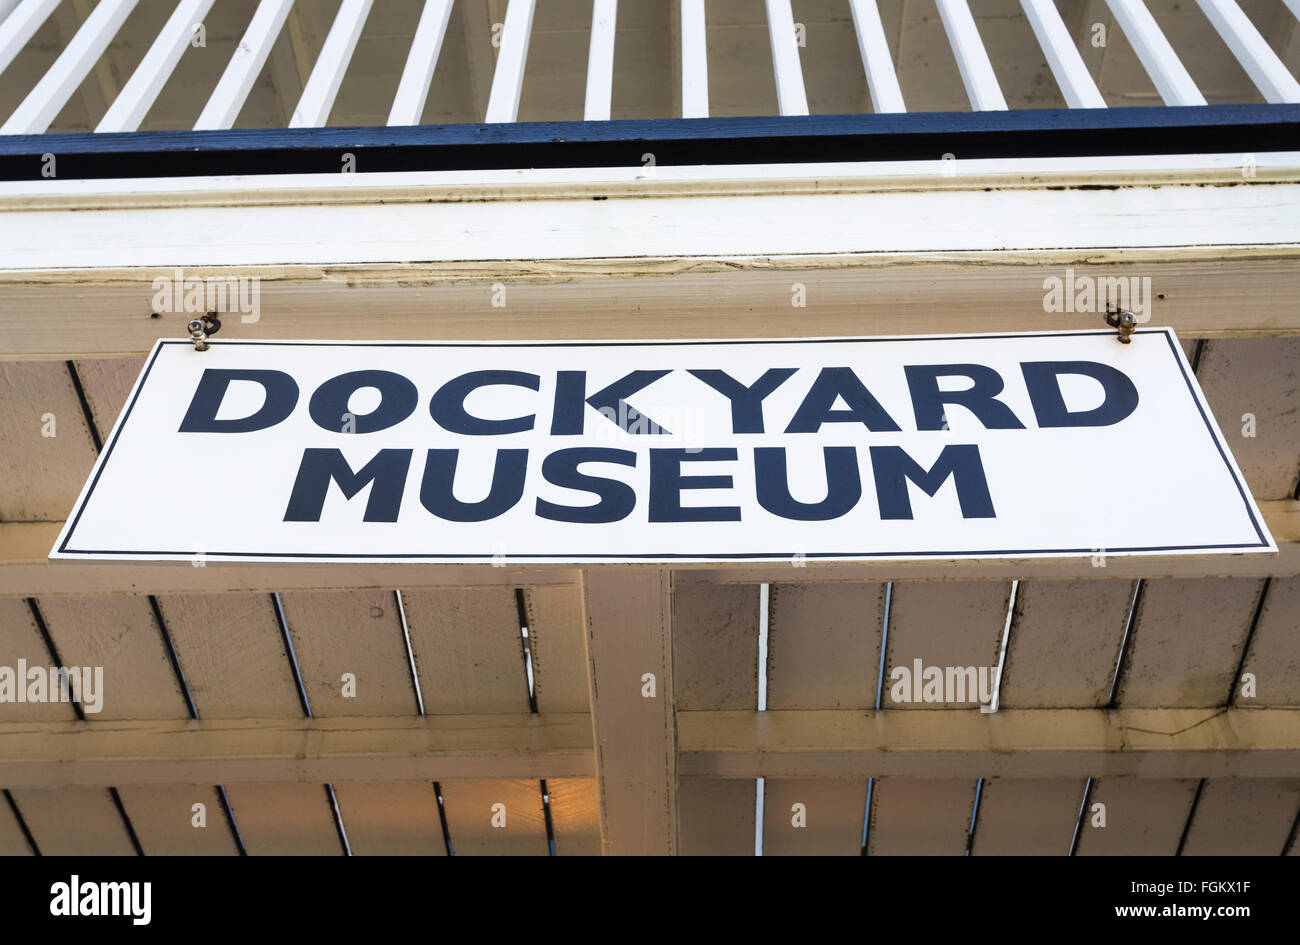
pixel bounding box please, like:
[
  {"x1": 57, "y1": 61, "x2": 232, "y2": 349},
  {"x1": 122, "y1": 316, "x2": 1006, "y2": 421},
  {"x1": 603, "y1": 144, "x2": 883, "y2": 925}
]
[{"x1": 2, "y1": 104, "x2": 1297, "y2": 180}]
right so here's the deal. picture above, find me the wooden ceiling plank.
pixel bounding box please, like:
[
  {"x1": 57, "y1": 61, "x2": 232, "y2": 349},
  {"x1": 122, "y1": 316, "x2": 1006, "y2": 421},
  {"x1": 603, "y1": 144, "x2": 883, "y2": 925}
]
[
  {"x1": 71, "y1": 355, "x2": 146, "y2": 438},
  {"x1": 971, "y1": 778, "x2": 1085, "y2": 855},
  {"x1": 34, "y1": 595, "x2": 188, "y2": 720},
  {"x1": 1074, "y1": 778, "x2": 1197, "y2": 854},
  {"x1": 0, "y1": 596, "x2": 77, "y2": 722},
  {"x1": 525, "y1": 585, "x2": 591, "y2": 714},
  {"x1": 1116, "y1": 577, "x2": 1264, "y2": 707},
  {"x1": 224, "y1": 782, "x2": 342, "y2": 855},
  {"x1": 1240, "y1": 577, "x2": 1300, "y2": 705},
  {"x1": 678, "y1": 777, "x2": 754, "y2": 855},
  {"x1": 0, "y1": 792, "x2": 33, "y2": 854},
  {"x1": 0, "y1": 362, "x2": 99, "y2": 522},
  {"x1": 278, "y1": 589, "x2": 416, "y2": 717},
  {"x1": 546, "y1": 776, "x2": 601, "y2": 855},
  {"x1": 998, "y1": 579, "x2": 1135, "y2": 708},
  {"x1": 154, "y1": 592, "x2": 302, "y2": 720},
  {"x1": 883, "y1": 581, "x2": 1009, "y2": 710},
  {"x1": 439, "y1": 777, "x2": 548, "y2": 855},
  {"x1": 401, "y1": 586, "x2": 529, "y2": 714},
  {"x1": 767, "y1": 583, "x2": 885, "y2": 710},
  {"x1": 763, "y1": 778, "x2": 864, "y2": 855},
  {"x1": 6, "y1": 786, "x2": 137, "y2": 855},
  {"x1": 1181, "y1": 778, "x2": 1300, "y2": 855},
  {"x1": 583, "y1": 569, "x2": 676, "y2": 855},
  {"x1": 330, "y1": 780, "x2": 447, "y2": 855},
  {"x1": 1195, "y1": 338, "x2": 1300, "y2": 500},
  {"x1": 867, "y1": 777, "x2": 976, "y2": 855},
  {"x1": 674, "y1": 582, "x2": 759, "y2": 711},
  {"x1": 114, "y1": 784, "x2": 238, "y2": 854}
]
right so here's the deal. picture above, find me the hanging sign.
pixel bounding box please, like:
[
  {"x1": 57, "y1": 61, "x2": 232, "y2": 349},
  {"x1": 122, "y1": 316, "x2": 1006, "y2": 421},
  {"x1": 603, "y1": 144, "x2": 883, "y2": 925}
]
[{"x1": 51, "y1": 330, "x2": 1273, "y2": 564}]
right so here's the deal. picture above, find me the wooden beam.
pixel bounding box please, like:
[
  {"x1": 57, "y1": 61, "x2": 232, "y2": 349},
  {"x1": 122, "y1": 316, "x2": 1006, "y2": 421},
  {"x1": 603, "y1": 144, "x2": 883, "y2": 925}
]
[
  {"x1": 3, "y1": 708, "x2": 1298, "y2": 787},
  {"x1": 2, "y1": 502, "x2": 1296, "y2": 596},
  {"x1": 0, "y1": 714, "x2": 595, "y2": 787},
  {"x1": 679, "y1": 708, "x2": 1300, "y2": 779},
  {"x1": 582, "y1": 569, "x2": 676, "y2": 855}
]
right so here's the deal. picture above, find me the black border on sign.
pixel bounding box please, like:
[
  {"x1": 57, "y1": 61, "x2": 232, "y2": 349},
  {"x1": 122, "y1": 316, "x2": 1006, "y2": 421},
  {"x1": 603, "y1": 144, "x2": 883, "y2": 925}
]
[{"x1": 57, "y1": 329, "x2": 1271, "y2": 560}]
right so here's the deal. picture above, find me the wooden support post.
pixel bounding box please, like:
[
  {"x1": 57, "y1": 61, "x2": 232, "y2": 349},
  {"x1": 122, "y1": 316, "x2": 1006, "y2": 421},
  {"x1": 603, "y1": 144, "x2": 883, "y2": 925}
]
[{"x1": 581, "y1": 569, "x2": 677, "y2": 855}]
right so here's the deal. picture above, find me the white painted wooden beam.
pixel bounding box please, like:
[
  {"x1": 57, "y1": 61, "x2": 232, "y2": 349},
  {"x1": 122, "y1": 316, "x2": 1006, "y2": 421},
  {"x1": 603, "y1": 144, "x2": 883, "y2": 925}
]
[
  {"x1": 678, "y1": 708, "x2": 1300, "y2": 779},
  {"x1": 194, "y1": 0, "x2": 295, "y2": 131},
  {"x1": 1020, "y1": 0, "x2": 1107, "y2": 108},
  {"x1": 0, "y1": 714, "x2": 596, "y2": 786},
  {"x1": 1194, "y1": 0, "x2": 1300, "y2": 104},
  {"x1": 0, "y1": 0, "x2": 59, "y2": 79},
  {"x1": 848, "y1": 0, "x2": 905, "y2": 113},
  {"x1": 288, "y1": 0, "x2": 372, "y2": 128},
  {"x1": 1, "y1": 0, "x2": 138, "y2": 135},
  {"x1": 1104, "y1": 0, "x2": 1207, "y2": 106},
  {"x1": 679, "y1": 0, "x2": 708, "y2": 117},
  {"x1": 583, "y1": 0, "x2": 617, "y2": 120},
  {"x1": 96, "y1": 0, "x2": 215, "y2": 133},
  {"x1": 0, "y1": 709, "x2": 1296, "y2": 786},
  {"x1": 0, "y1": 0, "x2": 22, "y2": 24},
  {"x1": 387, "y1": 0, "x2": 453, "y2": 126},
  {"x1": 935, "y1": 0, "x2": 1008, "y2": 110},
  {"x1": 583, "y1": 570, "x2": 677, "y2": 855},
  {"x1": 764, "y1": 0, "x2": 808, "y2": 115},
  {"x1": 484, "y1": 0, "x2": 535, "y2": 122}
]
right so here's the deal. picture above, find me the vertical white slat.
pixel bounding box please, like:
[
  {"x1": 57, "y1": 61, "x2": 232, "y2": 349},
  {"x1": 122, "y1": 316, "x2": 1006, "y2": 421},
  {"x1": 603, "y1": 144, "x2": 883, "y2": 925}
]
[
  {"x1": 583, "y1": 0, "x2": 617, "y2": 120},
  {"x1": 934, "y1": 0, "x2": 1008, "y2": 110},
  {"x1": 194, "y1": 0, "x2": 295, "y2": 131},
  {"x1": 288, "y1": 0, "x2": 372, "y2": 128},
  {"x1": 1194, "y1": 0, "x2": 1300, "y2": 103},
  {"x1": 1104, "y1": 0, "x2": 1207, "y2": 105},
  {"x1": 764, "y1": 0, "x2": 809, "y2": 115},
  {"x1": 680, "y1": 0, "x2": 708, "y2": 118},
  {"x1": 1019, "y1": 0, "x2": 1107, "y2": 107},
  {"x1": 484, "y1": 0, "x2": 535, "y2": 122},
  {"x1": 96, "y1": 0, "x2": 215, "y2": 132},
  {"x1": 0, "y1": 0, "x2": 59, "y2": 80},
  {"x1": 1, "y1": 0, "x2": 138, "y2": 135},
  {"x1": 848, "y1": 0, "x2": 905, "y2": 113},
  {"x1": 387, "y1": 0, "x2": 453, "y2": 126}
]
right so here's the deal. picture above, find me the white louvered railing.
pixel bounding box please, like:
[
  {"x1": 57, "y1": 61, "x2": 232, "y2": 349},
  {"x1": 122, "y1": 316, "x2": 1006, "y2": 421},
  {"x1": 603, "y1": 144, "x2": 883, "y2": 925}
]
[{"x1": 0, "y1": 0, "x2": 1296, "y2": 136}]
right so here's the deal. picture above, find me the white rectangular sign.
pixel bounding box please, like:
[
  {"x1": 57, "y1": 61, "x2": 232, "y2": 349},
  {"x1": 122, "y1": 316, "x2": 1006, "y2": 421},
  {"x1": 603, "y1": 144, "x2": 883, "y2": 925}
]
[{"x1": 52, "y1": 330, "x2": 1274, "y2": 564}]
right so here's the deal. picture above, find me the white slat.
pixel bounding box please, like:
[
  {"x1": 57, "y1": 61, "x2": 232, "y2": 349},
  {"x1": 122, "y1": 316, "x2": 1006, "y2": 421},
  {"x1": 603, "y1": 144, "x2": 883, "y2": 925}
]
[
  {"x1": 1019, "y1": 0, "x2": 1107, "y2": 108},
  {"x1": 583, "y1": 0, "x2": 617, "y2": 120},
  {"x1": 934, "y1": 0, "x2": 1007, "y2": 110},
  {"x1": 484, "y1": 0, "x2": 535, "y2": 123},
  {"x1": 0, "y1": 0, "x2": 59, "y2": 79},
  {"x1": 288, "y1": 0, "x2": 372, "y2": 128},
  {"x1": 1, "y1": 0, "x2": 138, "y2": 135},
  {"x1": 764, "y1": 0, "x2": 808, "y2": 115},
  {"x1": 96, "y1": 0, "x2": 215, "y2": 132},
  {"x1": 1104, "y1": 0, "x2": 1206, "y2": 106},
  {"x1": 387, "y1": 0, "x2": 453, "y2": 126},
  {"x1": 0, "y1": 0, "x2": 21, "y2": 24},
  {"x1": 194, "y1": 0, "x2": 295, "y2": 131},
  {"x1": 1194, "y1": 0, "x2": 1300, "y2": 103},
  {"x1": 848, "y1": 0, "x2": 905, "y2": 113},
  {"x1": 680, "y1": 0, "x2": 708, "y2": 118},
  {"x1": 1287, "y1": 0, "x2": 1300, "y2": 24}
]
